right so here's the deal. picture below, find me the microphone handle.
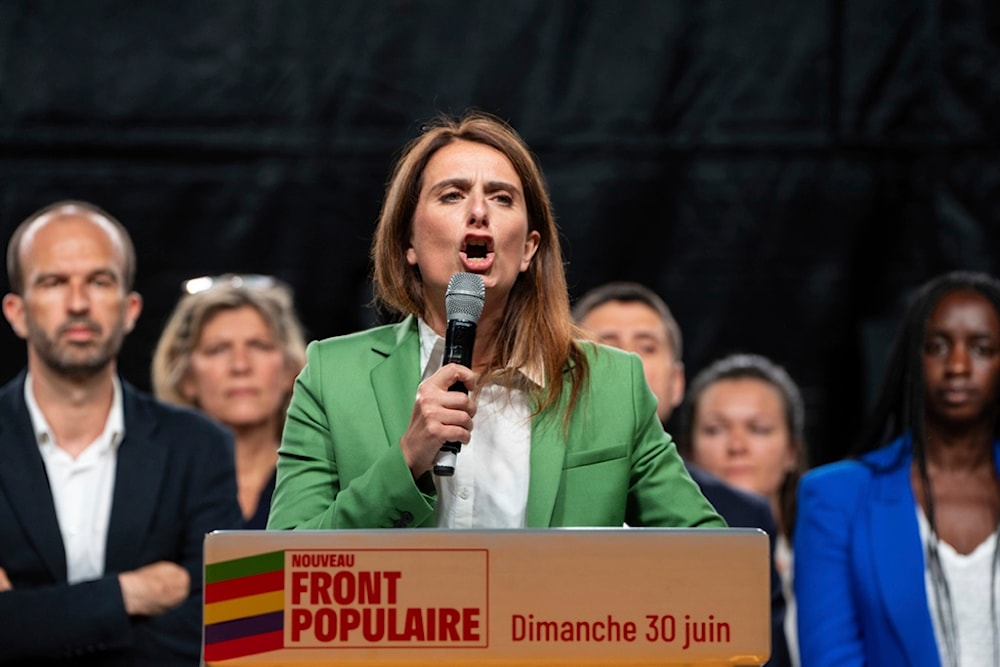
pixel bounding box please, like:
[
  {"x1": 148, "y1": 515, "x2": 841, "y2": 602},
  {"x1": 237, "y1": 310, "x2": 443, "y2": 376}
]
[{"x1": 433, "y1": 320, "x2": 477, "y2": 476}]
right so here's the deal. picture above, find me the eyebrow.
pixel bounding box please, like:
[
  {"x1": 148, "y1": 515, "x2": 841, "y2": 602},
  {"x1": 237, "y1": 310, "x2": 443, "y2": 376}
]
[
  {"x1": 926, "y1": 329, "x2": 997, "y2": 340},
  {"x1": 597, "y1": 330, "x2": 664, "y2": 343},
  {"x1": 430, "y1": 178, "x2": 521, "y2": 195},
  {"x1": 33, "y1": 268, "x2": 120, "y2": 285}
]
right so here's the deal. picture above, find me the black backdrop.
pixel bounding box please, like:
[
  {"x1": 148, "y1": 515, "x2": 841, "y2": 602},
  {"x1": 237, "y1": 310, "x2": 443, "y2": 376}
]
[{"x1": 2, "y1": 0, "x2": 999, "y2": 466}]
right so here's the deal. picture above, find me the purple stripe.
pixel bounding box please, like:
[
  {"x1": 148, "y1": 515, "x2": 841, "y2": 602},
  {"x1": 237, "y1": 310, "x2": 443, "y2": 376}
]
[{"x1": 205, "y1": 611, "x2": 284, "y2": 644}]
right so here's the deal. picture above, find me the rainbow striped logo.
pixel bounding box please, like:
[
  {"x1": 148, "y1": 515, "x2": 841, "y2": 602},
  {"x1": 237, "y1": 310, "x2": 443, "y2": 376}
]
[{"x1": 203, "y1": 550, "x2": 286, "y2": 662}]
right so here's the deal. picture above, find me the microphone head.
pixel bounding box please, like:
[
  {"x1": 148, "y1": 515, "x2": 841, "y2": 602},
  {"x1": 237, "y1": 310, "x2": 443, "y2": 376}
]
[{"x1": 445, "y1": 273, "x2": 486, "y2": 324}]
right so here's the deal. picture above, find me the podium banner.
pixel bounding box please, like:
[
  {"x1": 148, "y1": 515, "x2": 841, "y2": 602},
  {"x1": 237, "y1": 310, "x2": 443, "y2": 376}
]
[{"x1": 202, "y1": 528, "x2": 769, "y2": 666}]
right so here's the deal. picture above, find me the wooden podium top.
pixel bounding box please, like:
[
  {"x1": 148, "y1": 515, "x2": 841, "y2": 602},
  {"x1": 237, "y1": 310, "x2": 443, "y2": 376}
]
[{"x1": 202, "y1": 528, "x2": 769, "y2": 666}]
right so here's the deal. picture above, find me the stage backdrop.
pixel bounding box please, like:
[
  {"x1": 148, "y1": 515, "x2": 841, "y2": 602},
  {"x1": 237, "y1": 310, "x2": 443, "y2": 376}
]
[{"x1": 1, "y1": 0, "x2": 998, "y2": 465}]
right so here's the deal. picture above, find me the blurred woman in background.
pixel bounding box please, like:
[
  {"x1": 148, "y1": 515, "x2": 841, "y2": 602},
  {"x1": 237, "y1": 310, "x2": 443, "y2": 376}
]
[
  {"x1": 152, "y1": 274, "x2": 307, "y2": 528},
  {"x1": 679, "y1": 352, "x2": 807, "y2": 666}
]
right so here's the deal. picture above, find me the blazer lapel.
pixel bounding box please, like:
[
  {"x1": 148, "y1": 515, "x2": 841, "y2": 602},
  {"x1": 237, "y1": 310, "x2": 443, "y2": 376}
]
[
  {"x1": 104, "y1": 383, "x2": 167, "y2": 572},
  {"x1": 525, "y1": 371, "x2": 572, "y2": 527},
  {"x1": 869, "y1": 442, "x2": 941, "y2": 666},
  {"x1": 0, "y1": 374, "x2": 67, "y2": 580},
  {"x1": 370, "y1": 318, "x2": 422, "y2": 450}
]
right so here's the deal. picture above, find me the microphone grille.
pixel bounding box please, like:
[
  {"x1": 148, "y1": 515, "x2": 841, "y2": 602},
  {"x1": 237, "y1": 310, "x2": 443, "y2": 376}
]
[{"x1": 445, "y1": 273, "x2": 486, "y2": 323}]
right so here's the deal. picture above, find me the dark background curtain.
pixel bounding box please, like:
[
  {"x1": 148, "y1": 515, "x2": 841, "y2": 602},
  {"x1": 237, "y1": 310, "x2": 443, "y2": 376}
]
[{"x1": 1, "y1": 0, "x2": 998, "y2": 466}]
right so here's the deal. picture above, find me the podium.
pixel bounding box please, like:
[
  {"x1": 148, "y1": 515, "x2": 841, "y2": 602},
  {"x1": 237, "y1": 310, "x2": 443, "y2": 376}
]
[{"x1": 202, "y1": 528, "x2": 769, "y2": 666}]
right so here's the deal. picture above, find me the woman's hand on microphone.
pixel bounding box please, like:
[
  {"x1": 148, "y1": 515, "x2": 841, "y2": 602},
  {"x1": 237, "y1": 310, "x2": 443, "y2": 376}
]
[{"x1": 401, "y1": 363, "x2": 478, "y2": 476}]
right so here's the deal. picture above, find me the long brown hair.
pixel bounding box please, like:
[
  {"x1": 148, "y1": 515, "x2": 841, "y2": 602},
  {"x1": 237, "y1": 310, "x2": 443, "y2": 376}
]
[{"x1": 371, "y1": 111, "x2": 588, "y2": 416}]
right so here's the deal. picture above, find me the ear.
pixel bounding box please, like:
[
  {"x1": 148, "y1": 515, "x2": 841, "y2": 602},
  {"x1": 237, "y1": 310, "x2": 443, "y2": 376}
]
[
  {"x1": 2, "y1": 293, "x2": 27, "y2": 339},
  {"x1": 668, "y1": 361, "x2": 686, "y2": 410},
  {"x1": 283, "y1": 359, "x2": 299, "y2": 392},
  {"x1": 519, "y1": 230, "x2": 541, "y2": 272},
  {"x1": 405, "y1": 245, "x2": 418, "y2": 267},
  {"x1": 786, "y1": 438, "x2": 802, "y2": 473},
  {"x1": 123, "y1": 292, "x2": 143, "y2": 334}
]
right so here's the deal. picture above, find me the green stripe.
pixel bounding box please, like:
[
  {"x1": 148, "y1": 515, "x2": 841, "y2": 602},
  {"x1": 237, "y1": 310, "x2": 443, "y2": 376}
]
[{"x1": 205, "y1": 550, "x2": 285, "y2": 584}]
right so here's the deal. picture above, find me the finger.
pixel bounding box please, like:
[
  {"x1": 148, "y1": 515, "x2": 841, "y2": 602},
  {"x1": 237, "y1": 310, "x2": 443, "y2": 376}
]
[
  {"x1": 0, "y1": 567, "x2": 11, "y2": 591},
  {"x1": 430, "y1": 363, "x2": 478, "y2": 391},
  {"x1": 435, "y1": 389, "x2": 477, "y2": 417},
  {"x1": 420, "y1": 404, "x2": 474, "y2": 442}
]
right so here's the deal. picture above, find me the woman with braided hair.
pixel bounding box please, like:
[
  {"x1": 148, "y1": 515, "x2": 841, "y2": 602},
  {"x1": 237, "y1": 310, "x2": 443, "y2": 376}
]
[{"x1": 795, "y1": 270, "x2": 1000, "y2": 667}]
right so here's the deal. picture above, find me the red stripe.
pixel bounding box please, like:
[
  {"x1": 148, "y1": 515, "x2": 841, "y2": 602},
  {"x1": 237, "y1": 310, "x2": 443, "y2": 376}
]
[
  {"x1": 204, "y1": 570, "x2": 284, "y2": 603},
  {"x1": 204, "y1": 629, "x2": 284, "y2": 662}
]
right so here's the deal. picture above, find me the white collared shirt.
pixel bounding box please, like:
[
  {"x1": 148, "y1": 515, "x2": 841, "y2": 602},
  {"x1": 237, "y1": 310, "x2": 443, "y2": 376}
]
[
  {"x1": 417, "y1": 319, "x2": 533, "y2": 528},
  {"x1": 25, "y1": 373, "x2": 124, "y2": 584}
]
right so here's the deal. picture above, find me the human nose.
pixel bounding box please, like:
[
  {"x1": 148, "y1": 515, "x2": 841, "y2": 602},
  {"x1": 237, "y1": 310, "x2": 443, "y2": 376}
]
[
  {"x1": 66, "y1": 281, "x2": 90, "y2": 314},
  {"x1": 946, "y1": 343, "x2": 971, "y2": 375},
  {"x1": 467, "y1": 191, "x2": 488, "y2": 227},
  {"x1": 726, "y1": 429, "x2": 749, "y2": 455},
  {"x1": 229, "y1": 345, "x2": 251, "y2": 373}
]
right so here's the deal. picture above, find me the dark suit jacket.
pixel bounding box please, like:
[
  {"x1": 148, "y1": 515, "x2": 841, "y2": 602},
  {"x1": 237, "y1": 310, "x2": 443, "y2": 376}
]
[
  {"x1": 686, "y1": 463, "x2": 791, "y2": 667},
  {"x1": 0, "y1": 372, "x2": 243, "y2": 666}
]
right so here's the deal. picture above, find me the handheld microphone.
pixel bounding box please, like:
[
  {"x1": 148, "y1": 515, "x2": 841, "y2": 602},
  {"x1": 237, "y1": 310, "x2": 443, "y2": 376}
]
[{"x1": 433, "y1": 272, "x2": 486, "y2": 476}]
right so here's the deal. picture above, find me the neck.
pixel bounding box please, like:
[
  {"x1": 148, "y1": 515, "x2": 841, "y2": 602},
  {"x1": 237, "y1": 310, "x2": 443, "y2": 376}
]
[
  {"x1": 769, "y1": 495, "x2": 786, "y2": 538},
  {"x1": 924, "y1": 419, "x2": 996, "y2": 472},
  {"x1": 424, "y1": 302, "x2": 504, "y2": 373},
  {"x1": 231, "y1": 420, "x2": 280, "y2": 459},
  {"x1": 28, "y1": 361, "x2": 116, "y2": 457}
]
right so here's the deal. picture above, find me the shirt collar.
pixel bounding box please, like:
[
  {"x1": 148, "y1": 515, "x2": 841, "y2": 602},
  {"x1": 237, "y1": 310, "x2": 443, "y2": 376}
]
[
  {"x1": 24, "y1": 373, "x2": 126, "y2": 453},
  {"x1": 416, "y1": 318, "x2": 544, "y2": 388}
]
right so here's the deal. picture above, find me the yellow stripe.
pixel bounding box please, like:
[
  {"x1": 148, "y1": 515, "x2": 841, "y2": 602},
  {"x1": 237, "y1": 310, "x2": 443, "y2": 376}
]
[{"x1": 205, "y1": 590, "x2": 284, "y2": 625}]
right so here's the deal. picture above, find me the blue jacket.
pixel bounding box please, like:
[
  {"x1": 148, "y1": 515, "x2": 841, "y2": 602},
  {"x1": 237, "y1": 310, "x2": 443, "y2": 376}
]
[{"x1": 794, "y1": 434, "x2": 1000, "y2": 666}]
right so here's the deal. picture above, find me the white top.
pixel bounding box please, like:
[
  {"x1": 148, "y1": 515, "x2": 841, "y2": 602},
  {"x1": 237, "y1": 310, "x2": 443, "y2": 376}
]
[
  {"x1": 775, "y1": 533, "x2": 800, "y2": 667},
  {"x1": 917, "y1": 506, "x2": 999, "y2": 667},
  {"x1": 25, "y1": 373, "x2": 124, "y2": 584},
  {"x1": 417, "y1": 319, "x2": 533, "y2": 528}
]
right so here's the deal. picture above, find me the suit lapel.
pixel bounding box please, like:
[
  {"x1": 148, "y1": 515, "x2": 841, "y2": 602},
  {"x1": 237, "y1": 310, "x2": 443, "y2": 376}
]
[
  {"x1": 869, "y1": 442, "x2": 941, "y2": 666},
  {"x1": 104, "y1": 383, "x2": 167, "y2": 572},
  {"x1": 367, "y1": 321, "x2": 578, "y2": 528},
  {"x1": 0, "y1": 374, "x2": 67, "y2": 580},
  {"x1": 525, "y1": 370, "x2": 572, "y2": 527},
  {"x1": 370, "y1": 318, "x2": 422, "y2": 451}
]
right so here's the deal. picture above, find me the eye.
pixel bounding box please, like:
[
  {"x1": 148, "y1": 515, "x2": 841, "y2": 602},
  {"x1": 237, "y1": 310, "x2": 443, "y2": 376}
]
[
  {"x1": 492, "y1": 193, "x2": 514, "y2": 206},
  {"x1": 249, "y1": 339, "x2": 278, "y2": 352},
  {"x1": 439, "y1": 190, "x2": 462, "y2": 203},
  {"x1": 972, "y1": 341, "x2": 997, "y2": 358},
  {"x1": 638, "y1": 343, "x2": 660, "y2": 356},
  {"x1": 750, "y1": 423, "x2": 776, "y2": 436},
  {"x1": 924, "y1": 339, "x2": 949, "y2": 357}
]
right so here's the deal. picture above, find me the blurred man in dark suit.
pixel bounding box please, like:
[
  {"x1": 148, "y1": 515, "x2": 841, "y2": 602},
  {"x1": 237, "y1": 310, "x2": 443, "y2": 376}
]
[
  {"x1": 574, "y1": 281, "x2": 792, "y2": 667},
  {"x1": 0, "y1": 201, "x2": 242, "y2": 665}
]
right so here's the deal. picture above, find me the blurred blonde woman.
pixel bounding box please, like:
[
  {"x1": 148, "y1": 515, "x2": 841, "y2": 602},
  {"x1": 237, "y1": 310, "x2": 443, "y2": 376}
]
[{"x1": 153, "y1": 275, "x2": 307, "y2": 528}]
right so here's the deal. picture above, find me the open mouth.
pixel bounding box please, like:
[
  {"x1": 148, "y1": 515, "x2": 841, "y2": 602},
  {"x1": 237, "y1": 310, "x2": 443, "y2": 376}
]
[
  {"x1": 462, "y1": 236, "x2": 494, "y2": 263},
  {"x1": 465, "y1": 241, "x2": 489, "y2": 259}
]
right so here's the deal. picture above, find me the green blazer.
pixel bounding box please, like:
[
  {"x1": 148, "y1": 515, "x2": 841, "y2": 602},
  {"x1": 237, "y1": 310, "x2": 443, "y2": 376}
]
[{"x1": 267, "y1": 316, "x2": 724, "y2": 530}]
